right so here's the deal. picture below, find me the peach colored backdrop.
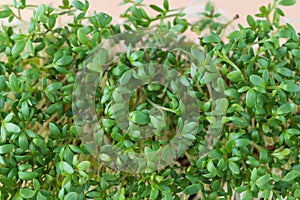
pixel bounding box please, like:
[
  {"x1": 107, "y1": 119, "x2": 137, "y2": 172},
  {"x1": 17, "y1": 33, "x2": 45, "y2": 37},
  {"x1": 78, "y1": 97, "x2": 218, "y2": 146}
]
[{"x1": 1, "y1": 0, "x2": 300, "y2": 30}]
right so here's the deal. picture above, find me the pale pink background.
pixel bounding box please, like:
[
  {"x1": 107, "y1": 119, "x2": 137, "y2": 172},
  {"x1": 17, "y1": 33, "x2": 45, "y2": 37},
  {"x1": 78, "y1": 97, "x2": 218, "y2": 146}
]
[{"x1": 1, "y1": 0, "x2": 300, "y2": 30}]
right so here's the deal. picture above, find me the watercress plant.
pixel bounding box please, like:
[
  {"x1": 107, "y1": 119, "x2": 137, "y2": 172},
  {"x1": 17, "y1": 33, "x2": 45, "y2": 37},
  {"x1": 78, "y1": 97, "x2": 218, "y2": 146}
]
[{"x1": 0, "y1": 0, "x2": 300, "y2": 199}]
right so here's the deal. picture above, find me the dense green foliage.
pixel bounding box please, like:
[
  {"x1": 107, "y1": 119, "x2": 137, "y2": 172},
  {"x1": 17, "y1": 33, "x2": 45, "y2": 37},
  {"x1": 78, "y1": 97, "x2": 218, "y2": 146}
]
[{"x1": 0, "y1": 0, "x2": 300, "y2": 199}]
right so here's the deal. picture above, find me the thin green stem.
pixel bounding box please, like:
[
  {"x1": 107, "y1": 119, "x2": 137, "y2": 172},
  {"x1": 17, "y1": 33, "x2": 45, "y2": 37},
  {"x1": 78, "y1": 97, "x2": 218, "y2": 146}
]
[
  {"x1": 216, "y1": 52, "x2": 246, "y2": 81},
  {"x1": 146, "y1": 96, "x2": 177, "y2": 115}
]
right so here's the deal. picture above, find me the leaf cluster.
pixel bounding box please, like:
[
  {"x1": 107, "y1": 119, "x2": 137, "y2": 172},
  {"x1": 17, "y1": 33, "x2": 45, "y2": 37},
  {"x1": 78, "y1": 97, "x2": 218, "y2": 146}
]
[{"x1": 0, "y1": 0, "x2": 300, "y2": 199}]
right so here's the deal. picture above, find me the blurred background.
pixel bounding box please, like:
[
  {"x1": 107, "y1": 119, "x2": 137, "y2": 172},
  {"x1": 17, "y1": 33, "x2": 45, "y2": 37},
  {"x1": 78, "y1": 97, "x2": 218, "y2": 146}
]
[{"x1": 1, "y1": 0, "x2": 300, "y2": 30}]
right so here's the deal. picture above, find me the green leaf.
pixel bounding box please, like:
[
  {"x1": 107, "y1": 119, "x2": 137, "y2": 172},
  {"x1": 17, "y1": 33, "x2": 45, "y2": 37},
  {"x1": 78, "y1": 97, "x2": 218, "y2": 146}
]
[
  {"x1": 150, "y1": 188, "x2": 159, "y2": 200},
  {"x1": 46, "y1": 103, "x2": 62, "y2": 116},
  {"x1": 202, "y1": 34, "x2": 220, "y2": 43},
  {"x1": 207, "y1": 160, "x2": 217, "y2": 173},
  {"x1": 19, "y1": 172, "x2": 39, "y2": 180},
  {"x1": 179, "y1": 76, "x2": 190, "y2": 86},
  {"x1": 18, "y1": 133, "x2": 29, "y2": 150},
  {"x1": 20, "y1": 188, "x2": 36, "y2": 198},
  {"x1": 131, "y1": 6, "x2": 142, "y2": 18},
  {"x1": 295, "y1": 190, "x2": 300, "y2": 198},
  {"x1": 259, "y1": 148, "x2": 269, "y2": 163},
  {"x1": 246, "y1": 156, "x2": 260, "y2": 166},
  {"x1": 12, "y1": 193, "x2": 23, "y2": 200},
  {"x1": 276, "y1": 28, "x2": 291, "y2": 38},
  {"x1": 49, "y1": 123, "x2": 61, "y2": 139},
  {"x1": 28, "y1": 18, "x2": 36, "y2": 33},
  {"x1": 212, "y1": 180, "x2": 220, "y2": 192},
  {"x1": 246, "y1": 15, "x2": 255, "y2": 28},
  {"x1": 130, "y1": 111, "x2": 150, "y2": 125},
  {"x1": 282, "y1": 170, "x2": 298, "y2": 182},
  {"x1": 109, "y1": 103, "x2": 126, "y2": 114},
  {"x1": 163, "y1": 0, "x2": 169, "y2": 11},
  {"x1": 35, "y1": 4, "x2": 45, "y2": 17},
  {"x1": 87, "y1": 62, "x2": 102, "y2": 73},
  {"x1": 56, "y1": 55, "x2": 73, "y2": 66},
  {"x1": 276, "y1": 67, "x2": 293, "y2": 77},
  {"x1": 250, "y1": 75, "x2": 265, "y2": 88},
  {"x1": 243, "y1": 190, "x2": 253, "y2": 200},
  {"x1": 258, "y1": 58, "x2": 268, "y2": 68},
  {"x1": 8, "y1": 73, "x2": 19, "y2": 92},
  {"x1": 0, "y1": 75, "x2": 6, "y2": 90},
  {"x1": 77, "y1": 161, "x2": 91, "y2": 171},
  {"x1": 259, "y1": 6, "x2": 267, "y2": 14},
  {"x1": 113, "y1": 188, "x2": 125, "y2": 200},
  {"x1": 64, "y1": 192, "x2": 78, "y2": 200},
  {"x1": 227, "y1": 70, "x2": 242, "y2": 82},
  {"x1": 94, "y1": 48, "x2": 108, "y2": 67},
  {"x1": 229, "y1": 161, "x2": 240, "y2": 174},
  {"x1": 229, "y1": 116, "x2": 248, "y2": 128},
  {"x1": 111, "y1": 132, "x2": 122, "y2": 141},
  {"x1": 182, "y1": 134, "x2": 196, "y2": 140},
  {"x1": 235, "y1": 138, "x2": 250, "y2": 147},
  {"x1": 71, "y1": 0, "x2": 86, "y2": 11},
  {"x1": 184, "y1": 184, "x2": 202, "y2": 195},
  {"x1": 0, "y1": 10, "x2": 11, "y2": 18},
  {"x1": 5, "y1": 123, "x2": 21, "y2": 133},
  {"x1": 150, "y1": 5, "x2": 164, "y2": 13},
  {"x1": 4, "y1": 113, "x2": 13, "y2": 123},
  {"x1": 246, "y1": 89, "x2": 256, "y2": 108},
  {"x1": 272, "y1": 148, "x2": 290, "y2": 160},
  {"x1": 277, "y1": 102, "x2": 294, "y2": 115},
  {"x1": 103, "y1": 173, "x2": 118, "y2": 181},
  {"x1": 0, "y1": 144, "x2": 14, "y2": 154},
  {"x1": 281, "y1": 83, "x2": 300, "y2": 92},
  {"x1": 235, "y1": 185, "x2": 248, "y2": 193},
  {"x1": 99, "y1": 153, "x2": 111, "y2": 162},
  {"x1": 292, "y1": 49, "x2": 300, "y2": 58},
  {"x1": 77, "y1": 28, "x2": 89, "y2": 45},
  {"x1": 182, "y1": 122, "x2": 198, "y2": 135},
  {"x1": 130, "y1": 51, "x2": 144, "y2": 61},
  {"x1": 62, "y1": 0, "x2": 70, "y2": 7},
  {"x1": 0, "y1": 177, "x2": 15, "y2": 188},
  {"x1": 112, "y1": 64, "x2": 129, "y2": 77},
  {"x1": 124, "y1": 139, "x2": 135, "y2": 150},
  {"x1": 61, "y1": 161, "x2": 74, "y2": 174},
  {"x1": 46, "y1": 82, "x2": 62, "y2": 92},
  {"x1": 278, "y1": 0, "x2": 296, "y2": 6},
  {"x1": 256, "y1": 174, "x2": 270, "y2": 188},
  {"x1": 191, "y1": 46, "x2": 204, "y2": 62},
  {"x1": 227, "y1": 31, "x2": 240, "y2": 40},
  {"x1": 161, "y1": 144, "x2": 176, "y2": 163},
  {"x1": 95, "y1": 12, "x2": 112, "y2": 28},
  {"x1": 119, "y1": 70, "x2": 132, "y2": 85},
  {"x1": 33, "y1": 179, "x2": 40, "y2": 191},
  {"x1": 12, "y1": 40, "x2": 27, "y2": 56},
  {"x1": 102, "y1": 118, "x2": 115, "y2": 128},
  {"x1": 287, "y1": 128, "x2": 300, "y2": 135}
]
